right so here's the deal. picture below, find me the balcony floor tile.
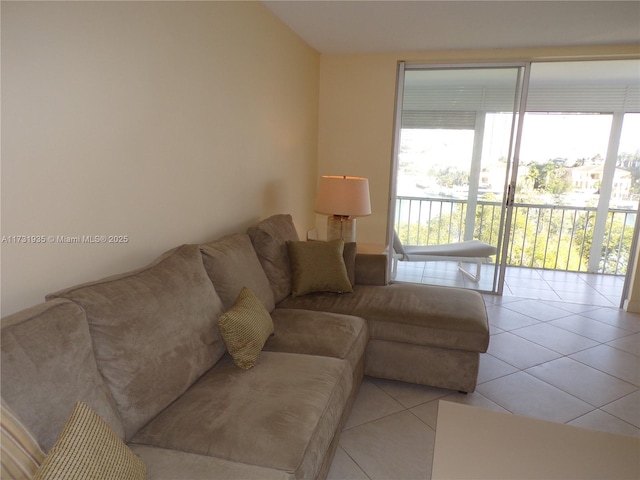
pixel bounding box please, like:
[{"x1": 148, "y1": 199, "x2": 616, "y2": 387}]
[{"x1": 394, "y1": 263, "x2": 625, "y2": 308}]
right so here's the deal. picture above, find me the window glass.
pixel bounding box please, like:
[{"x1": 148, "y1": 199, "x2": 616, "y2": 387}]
[
  {"x1": 516, "y1": 113, "x2": 613, "y2": 207},
  {"x1": 617, "y1": 113, "x2": 640, "y2": 209}
]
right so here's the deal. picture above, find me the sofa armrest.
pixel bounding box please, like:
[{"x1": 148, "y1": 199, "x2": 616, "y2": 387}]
[{"x1": 355, "y1": 253, "x2": 389, "y2": 286}]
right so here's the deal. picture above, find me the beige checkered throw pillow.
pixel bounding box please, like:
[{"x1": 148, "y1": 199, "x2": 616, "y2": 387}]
[
  {"x1": 219, "y1": 287, "x2": 274, "y2": 369},
  {"x1": 34, "y1": 402, "x2": 145, "y2": 480}
]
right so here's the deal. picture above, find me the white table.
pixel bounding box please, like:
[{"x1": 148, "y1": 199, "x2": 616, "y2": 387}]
[{"x1": 432, "y1": 401, "x2": 640, "y2": 480}]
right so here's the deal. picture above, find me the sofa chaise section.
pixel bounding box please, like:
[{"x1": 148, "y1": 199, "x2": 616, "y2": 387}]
[
  {"x1": 248, "y1": 214, "x2": 490, "y2": 393},
  {"x1": 279, "y1": 284, "x2": 488, "y2": 392}
]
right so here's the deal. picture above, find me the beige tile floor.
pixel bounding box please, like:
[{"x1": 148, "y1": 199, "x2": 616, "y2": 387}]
[
  {"x1": 394, "y1": 260, "x2": 625, "y2": 307},
  {"x1": 327, "y1": 286, "x2": 640, "y2": 479}
]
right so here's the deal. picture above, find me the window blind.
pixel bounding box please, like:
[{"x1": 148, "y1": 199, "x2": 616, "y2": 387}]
[{"x1": 402, "y1": 59, "x2": 640, "y2": 130}]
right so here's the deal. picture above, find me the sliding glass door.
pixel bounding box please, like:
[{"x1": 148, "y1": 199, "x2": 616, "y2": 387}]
[
  {"x1": 391, "y1": 59, "x2": 640, "y2": 303},
  {"x1": 508, "y1": 60, "x2": 640, "y2": 304},
  {"x1": 390, "y1": 63, "x2": 527, "y2": 293}
]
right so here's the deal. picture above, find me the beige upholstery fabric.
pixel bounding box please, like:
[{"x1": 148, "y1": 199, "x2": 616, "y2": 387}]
[
  {"x1": 1, "y1": 299, "x2": 125, "y2": 450},
  {"x1": 247, "y1": 214, "x2": 299, "y2": 303},
  {"x1": 265, "y1": 309, "x2": 368, "y2": 375},
  {"x1": 1, "y1": 399, "x2": 45, "y2": 480},
  {"x1": 277, "y1": 288, "x2": 362, "y2": 314},
  {"x1": 132, "y1": 352, "x2": 352, "y2": 480},
  {"x1": 366, "y1": 339, "x2": 481, "y2": 393},
  {"x1": 34, "y1": 402, "x2": 145, "y2": 480},
  {"x1": 287, "y1": 240, "x2": 353, "y2": 297},
  {"x1": 200, "y1": 233, "x2": 276, "y2": 312},
  {"x1": 49, "y1": 245, "x2": 226, "y2": 440},
  {"x1": 352, "y1": 284, "x2": 489, "y2": 352},
  {"x1": 277, "y1": 283, "x2": 488, "y2": 392},
  {"x1": 219, "y1": 287, "x2": 274, "y2": 369},
  {"x1": 130, "y1": 445, "x2": 295, "y2": 480},
  {"x1": 343, "y1": 242, "x2": 357, "y2": 286},
  {"x1": 354, "y1": 253, "x2": 389, "y2": 286},
  {"x1": 279, "y1": 284, "x2": 489, "y2": 352}
]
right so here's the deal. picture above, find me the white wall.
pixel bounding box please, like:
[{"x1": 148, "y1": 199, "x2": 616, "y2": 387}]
[
  {"x1": 1, "y1": 1, "x2": 320, "y2": 316},
  {"x1": 317, "y1": 54, "x2": 398, "y2": 244}
]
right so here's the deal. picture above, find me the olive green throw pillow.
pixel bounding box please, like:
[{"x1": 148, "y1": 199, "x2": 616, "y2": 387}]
[
  {"x1": 287, "y1": 239, "x2": 354, "y2": 297},
  {"x1": 219, "y1": 287, "x2": 275, "y2": 370},
  {"x1": 34, "y1": 402, "x2": 145, "y2": 480}
]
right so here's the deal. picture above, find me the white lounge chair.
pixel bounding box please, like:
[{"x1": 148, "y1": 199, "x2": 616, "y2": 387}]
[{"x1": 392, "y1": 232, "x2": 497, "y2": 282}]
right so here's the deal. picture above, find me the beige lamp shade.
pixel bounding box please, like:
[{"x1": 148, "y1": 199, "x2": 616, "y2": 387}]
[{"x1": 314, "y1": 175, "x2": 371, "y2": 218}]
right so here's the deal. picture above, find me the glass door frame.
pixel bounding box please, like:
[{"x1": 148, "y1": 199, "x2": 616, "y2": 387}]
[
  {"x1": 497, "y1": 63, "x2": 531, "y2": 295},
  {"x1": 387, "y1": 61, "x2": 531, "y2": 295}
]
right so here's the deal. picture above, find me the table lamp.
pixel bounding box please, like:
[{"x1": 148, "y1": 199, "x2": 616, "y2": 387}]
[{"x1": 314, "y1": 175, "x2": 371, "y2": 242}]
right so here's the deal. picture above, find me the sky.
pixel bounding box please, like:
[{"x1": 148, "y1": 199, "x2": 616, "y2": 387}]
[{"x1": 401, "y1": 112, "x2": 639, "y2": 171}]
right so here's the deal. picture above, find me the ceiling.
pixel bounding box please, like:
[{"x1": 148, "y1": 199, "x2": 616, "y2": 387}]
[{"x1": 262, "y1": 1, "x2": 640, "y2": 55}]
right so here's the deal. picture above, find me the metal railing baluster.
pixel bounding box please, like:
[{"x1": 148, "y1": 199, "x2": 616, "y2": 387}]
[{"x1": 394, "y1": 196, "x2": 635, "y2": 275}]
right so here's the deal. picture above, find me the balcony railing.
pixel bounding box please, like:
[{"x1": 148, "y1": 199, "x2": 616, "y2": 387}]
[{"x1": 394, "y1": 196, "x2": 637, "y2": 275}]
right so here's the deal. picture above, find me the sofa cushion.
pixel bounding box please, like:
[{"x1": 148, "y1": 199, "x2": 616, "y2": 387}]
[
  {"x1": 278, "y1": 284, "x2": 489, "y2": 353},
  {"x1": 287, "y1": 240, "x2": 353, "y2": 297},
  {"x1": 353, "y1": 284, "x2": 489, "y2": 352},
  {"x1": 131, "y1": 352, "x2": 352, "y2": 480},
  {"x1": 366, "y1": 338, "x2": 481, "y2": 391},
  {"x1": 1, "y1": 398, "x2": 45, "y2": 479},
  {"x1": 265, "y1": 309, "x2": 368, "y2": 375},
  {"x1": 129, "y1": 445, "x2": 294, "y2": 480},
  {"x1": 276, "y1": 288, "x2": 362, "y2": 316},
  {"x1": 200, "y1": 233, "x2": 275, "y2": 312},
  {"x1": 1, "y1": 299, "x2": 125, "y2": 451},
  {"x1": 247, "y1": 214, "x2": 299, "y2": 303},
  {"x1": 34, "y1": 402, "x2": 146, "y2": 480},
  {"x1": 343, "y1": 242, "x2": 357, "y2": 286},
  {"x1": 49, "y1": 245, "x2": 226, "y2": 440},
  {"x1": 219, "y1": 287, "x2": 274, "y2": 370}
]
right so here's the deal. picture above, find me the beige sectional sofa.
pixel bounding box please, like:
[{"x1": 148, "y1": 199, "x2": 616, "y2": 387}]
[{"x1": 1, "y1": 214, "x2": 489, "y2": 479}]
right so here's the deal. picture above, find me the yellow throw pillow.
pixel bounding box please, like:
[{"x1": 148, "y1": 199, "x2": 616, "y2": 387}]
[
  {"x1": 219, "y1": 287, "x2": 275, "y2": 370},
  {"x1": 287, "y1": 239, "x2": 354, "y2": 297},
  {"x1": 34, "y1": 402, "x2": 145, "y2": 480},
  {"x1": 1, "y1": 398, "x2": 45, "y2": 480}
]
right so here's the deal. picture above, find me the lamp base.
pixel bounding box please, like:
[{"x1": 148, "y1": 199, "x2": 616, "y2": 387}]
[{"x1": 327, "y1": 215, "x2": 356, "y2": 243}]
